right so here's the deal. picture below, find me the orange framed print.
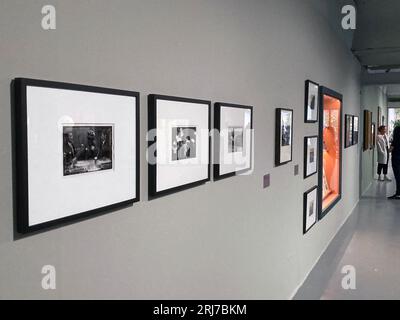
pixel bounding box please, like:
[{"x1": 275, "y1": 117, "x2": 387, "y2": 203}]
[{"x1": 318, "y1": 87, "x2": 342, "y2": 220}]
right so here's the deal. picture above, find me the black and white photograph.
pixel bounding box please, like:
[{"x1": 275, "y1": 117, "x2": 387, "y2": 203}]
[
  {"x1": 281, "y1": 114, "x2": 291, "y2": 146},
  {"x1": 304, "y1": 186, "x2": 318, "y2": 234},
  {"x1": 171, "y1": 127, "x2": 197, "y2": 161},
  {"x1": 63, "y1": 125, "x2": 113, "y2": 176},
  {"x1": 310, "y1": 147, "x2": 315, "y2": 164},
  {"x1": 228, "y1": 126, "x2": 244, "y2": 153},
  {"x1": 353, "y1": 116, "x2": 359, "y2": 145},
  {"x1": 14, "y1": 78, "x2": 140, "y2": 234},
  {"x1": 309, "y1": 200, "x2": 315, "y2": 217},
  {"x1": 148, "y1": 94, "x2": 211, "y2": 198},
  {"x1": 213, "y1": 103, "x2": 253, "y2": 180},
  {"x1": 345, "y1": 115, "x2": 353, "y2": 148},
  {"x1": 275, "y1": 108, "x2": 293, "y2": 166},
  {"x1": 305, "y1": 80, "x2": 319, "y2": 123},
  {"x1": 304, "y1": 136, "x2": 318, "y2": 178}
]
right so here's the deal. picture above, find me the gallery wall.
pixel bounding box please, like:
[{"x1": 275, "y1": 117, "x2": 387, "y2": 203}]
[
  {"x1": 360, "y1": 86, "x2": 388, "y2": 195},
  {"x1": 0, "y1": 0, "x2": 361, "y2": 299}
]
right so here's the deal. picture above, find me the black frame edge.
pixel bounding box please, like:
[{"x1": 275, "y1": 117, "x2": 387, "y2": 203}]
[{"x1": 213, "y1": 102, "x2": 254, "y2": 181}]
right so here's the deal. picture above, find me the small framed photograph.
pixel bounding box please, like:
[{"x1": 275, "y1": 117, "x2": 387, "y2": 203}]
[
  {"x1": 214, "y1": 103, "x2": 253, "y2": 180},
  {"x1": 304, "y1": 80, "x2": 319, "y2": 123},
  {"x1": 363, "y1": 110, "x2": 372, "y2": 151},
  {"x1": 304, "y1": 186, "x2": 318, "y2": 234},
  {"x1": 352, "y1": 116, "x2": 359, "y2": 145},
  {"x1": 13, "y1": 78, "x2": 140, "y2": 234},
  {"x1": 345, "y1": 114, "x2": 354, "y2": 148},
  {"x1": 304, "y1": 136, "x2": 318, "y2": 179},
  {"x1": 275, "y1": 108, "x2": 293, "y2": 166},
  {"x1": 371, "y1": 122, "x2": 376, "y2": 149},
  {"x1": 148, "y1": 94, "x2": 211, "y2": 198}
]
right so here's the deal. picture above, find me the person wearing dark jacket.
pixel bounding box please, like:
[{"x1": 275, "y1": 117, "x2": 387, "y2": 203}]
[{"x1": 388, "y1": 126, "x2": 400, "y2": 199}]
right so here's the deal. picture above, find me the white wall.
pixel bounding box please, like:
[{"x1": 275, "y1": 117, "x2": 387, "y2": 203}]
[{"x1": 0, "y1": 0, "x2": 361, "y2": 299}]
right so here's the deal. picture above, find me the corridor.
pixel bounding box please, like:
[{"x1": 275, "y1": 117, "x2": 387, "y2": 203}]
[{"x1": 295, "y1": 175, "x2": 400, "y2": 300}]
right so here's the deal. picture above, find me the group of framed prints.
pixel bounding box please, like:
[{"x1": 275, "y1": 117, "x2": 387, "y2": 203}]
[
  {"x1": 13, "y1": 78, "x2": 254, "y2": 234},
  {"x1": 344, "y1": 114, "x2": 359, "y2": 148},
  {"x1": 148, "y1": 96, "x2": 253, "y2": 198},
  {"x1": 302, "y1": 80, "x2": 320, "y2": 234},
  {"x1": 303, "y1": 81, "x2": 350, "y2": 234}
]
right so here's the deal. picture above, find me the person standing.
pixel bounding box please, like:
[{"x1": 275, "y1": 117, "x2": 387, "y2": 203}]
[
  {"x1": 377, "y1": 126, "x2": 391, "y2": 182},
  {"x1": 388, "y1": 126, "x2": 400, "y2": 199}
]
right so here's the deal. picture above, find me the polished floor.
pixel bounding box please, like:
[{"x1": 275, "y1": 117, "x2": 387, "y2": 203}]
[{"x1": 294, "y1": 173, "x2": 400, "y2": 300}]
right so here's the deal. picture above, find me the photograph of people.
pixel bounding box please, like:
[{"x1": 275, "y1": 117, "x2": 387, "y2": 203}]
[{"x1": 172, "y1": 127, "x2": 196, "y2": 161}]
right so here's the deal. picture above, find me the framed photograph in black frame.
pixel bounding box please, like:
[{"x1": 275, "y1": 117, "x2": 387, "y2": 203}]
[
  {"x1": 352, "y1": 116, "x2": 359, "y2": 145},
  {"x1": 345, "y1": 114, "x2": 354, "y2": 148},
  {"x1": 13, "y1": 78, "x2": 140, "y2": 234},
  {"x1": 275, "y1": 108, "x2": 294, "y2": 167},
  {"x1": 214, "y1": 102, "x2": 253, "y2": 180},
  {"x1": 304, "y1": 186, "x2": 318, "y2": 234},
  {"x1": 304, "y1": 136, "x2": 318, "y2": 179},
  {"x1": 305, "y1": 80, "x2": 319, "y2": 123},
  {"x1": 148, "y1": 94, "x2": 211, "y2": 199}
]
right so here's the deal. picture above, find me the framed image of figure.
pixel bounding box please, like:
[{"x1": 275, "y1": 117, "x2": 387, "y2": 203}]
[
  {"x1": 275, "y1": 108, "x2": 294, "y2": 166},
  {"x1": 345, "y1": 114, "x2": 354, "y2": 148},
  {"x1": 214, "y1": 103, "x2": 253, "y2": 180},
  {"x1": 352, "y1": 116, "x2": 359, "y2": 145},
  {"x1": 304, "y1": 186, "x2": 318, "y2": 234},
  {"x1": 148, "y1": 94, "x2": 211, "y2": 198},
  {"x1": 13, "y1": 78, "x2": 140, "y2": 234},
  {"x1": 305, "y1": 80, "x2": 319, "y2": 123},
  {"x1": 304, "y1": 136, "x2": 318, "y2": 179}
]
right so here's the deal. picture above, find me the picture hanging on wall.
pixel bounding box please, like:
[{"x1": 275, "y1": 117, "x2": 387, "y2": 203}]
[
  {"x1": 214, "y1": 103, "x2": 253, "y2": 180},
  {"x1": 304, "y1": 136, "x2": 318, "y2": 178},
  {"x1": 304, "y1": 186, "x2": 318, "y2": 234},
  {"x1": 305, "y1": 80, "x2": 319, "y2": 123},
  {"x1": 13, "y1": 78, "x2": 140, "y2": 234},
  {"x1": 378, "y1": 107, "x2": 382, "y2": 127},
  {"x1": 363, "y1": 110, "x2": 372, "y2": 151},
  {"x1": 148, "y1": 94, "x2": 211, "y2": 198},
  {"x1": 371, "y1": 122, "x2": 376, "y2": 149},
  {"x1": 345, "y1": 114, "x2": 354, "y2": 148},
  {"x1": 275, "y1": 108, "x2": 294, "y2": 166},
  {"x1": 353, "y1": 116, "x2": 359, "y2": 145}
]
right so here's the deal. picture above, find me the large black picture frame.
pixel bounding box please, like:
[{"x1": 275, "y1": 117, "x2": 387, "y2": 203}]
[
  {"x1": 213, "y1": 102, "x2": 253, "y2": 181},
  {"x1": 305, "y1": 80, "x2": 319, "y2": 123},
  {"x1": 303, "y1": 186, "x2": 318, "y2": 234},
  {"x1": 13, "y1": 78, "x2": 140, "y2": 234},
  {"x1": 148, "y1": 94, "x2": 211, "y2": 199},
  {"x1": 275, "y1": 108, "x2": 294, "y2": 167},
  {"x1": 318, "y1": 86, "x2": 343, "y2": 220},
  {"x1": 304, "y1": 135, "x2": 318, "y2": 179}
]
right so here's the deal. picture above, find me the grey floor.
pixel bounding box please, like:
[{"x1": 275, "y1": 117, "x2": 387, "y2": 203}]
[{"x1": 294, "y1": 173, "x2": 400, "y2": 300}]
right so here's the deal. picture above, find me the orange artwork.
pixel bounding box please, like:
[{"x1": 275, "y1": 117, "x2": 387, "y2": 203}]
[{"x1": 322, "y1": 94, "x2": 341, "y2": 211}]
